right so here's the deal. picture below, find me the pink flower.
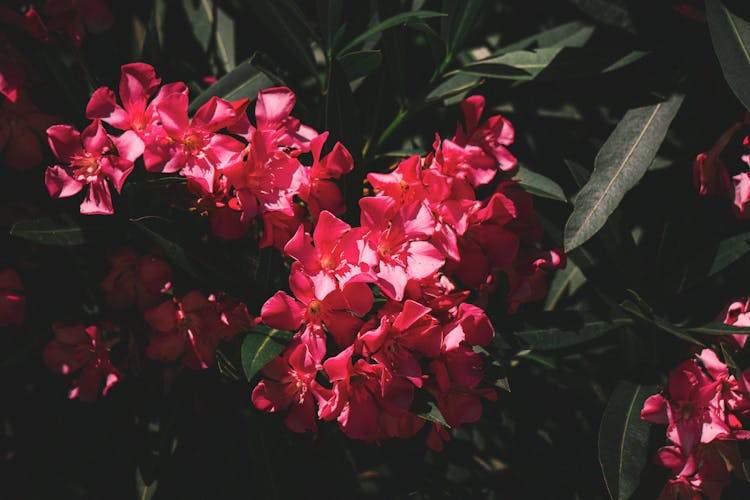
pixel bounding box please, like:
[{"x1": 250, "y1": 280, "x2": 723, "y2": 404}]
[
  {"x1": 45, "y1": 120, "x2": 140, "y2": 215},
  {"x1": 283, "y1": 210, "x2": 365, "y2": 295},
  {"x1": 86, "y1": 63, "x2": 171, "y2": 156},
  {"x1": 358, "y1": 300, "x2": 442, "y2": 386},
  {"x1": 99, "y1": 248, "x2": 172, "y2": 311},
  {"x1": 732, "y1": 172, "x2": 750, "y2": 220},
  {"x1": 41, "y1": 0, "x2": 113, "y2": 44},
  {"x1": 718, "y1": 297, "x2": 750, "y2": 349},
  {"x1": 318, "y1": 346, "x2": 414, "y2": 442},
  {"x1": 251, "y1": 338, "x2": 322, "y2": 432},
  {"x1": 42, "y1": 324, "x2": 120, "y2": 402},
  {"x1": 359, "y1": 197, "x2": 445, "y2": 301},
  {"x1": 0, "y1": 268, "x2": 24, "y2": 327},
  {"x1": 145, "y1": 93, "x2": 247, "y2": 193},
  {"x1": 259, "y1": 203, "x2": 310, "y2": 251},
  {"x1": 229, "y1": 86, "x2": 317, "y2": 151},
  {"x1": 261, "y1": 265, "x2": 373, "y2": 349},
  {"x1": 0, "y1": 92, "x2": 60, "y2": 170},
  {"x1": 144, "y1": 291, "x2": 228, "y2": 369},
  {"x1": 298, "y1": 131, "x2": 353, "y2": 220},
  {"x1": 693, "y1": 152, "x2": 730, "y2": 197}
]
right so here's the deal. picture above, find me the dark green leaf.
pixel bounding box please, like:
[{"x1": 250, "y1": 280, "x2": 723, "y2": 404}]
[
  {"x1": 708, "y1": 232, "x2": 750, "y2": 277},
  {"x1": 598, "y1": 381, "x2": 655, "y2": 500},
  {"x1": 339, "y1": 50, "x2": 383, "y2": 82},
  {"x1": 515, "y1": 165, "x2": 567, "y2": 202},
  {"x1": 446, "y1": 0, "x2": 484, "y2": 55},
  {"x1": 510, "y1": 313, "x2": 631, "y2": 351},
  {"x1": 544, "y1": 261, "x2": 586, "y2": 311},
  {"x1": 426, "y1": 72, "x2": 484, "y2": 102},
  {"x1": 10, "y1": 217, "x2": 85, "y2": 246},
  {"x1": 688, "y1": 323, "x2": 750, "y2": 337},
  {"x1": 338, "y1": 10, "x2": 446, "y2": 56},
  {"x1": 215, "y1": 7, "x2": 236, "y2": 72},
  {"x1": 318, "y1": 0, "x2": 343, "y2": 52},
  {"x1": 130, "y1": 216, "x2": 195, "y2": 276},
  {"x1": 620, "y1": 299, "x2": 704, "y2": 346},
  {"x1": 571, "y1": 0, "x2": 634, "y2": 33},
  {"x1": 564, "y1": 94, "x2": 684, "y2": 250},
  {"x1": 461, "y1": 47, "x2": 647, "y2": 81},
  {"x1": 181, "y1": 0, "x2": 213, "y2": 51},
  {"x1": 188, "y1": 59, "x2": 276, "y2": 114},
  {"x1": 411, "y1": 390, "x2": 450, "y2": 428},
  {"x1": 705, "y1": 0, "x2": 750, "y2": 111},
  {"x1": 240, "y1": 325, "x2": 294, "y2": 381},
  {"x1": 136, "y1": 467, "x2": 158, "y2": 500}
]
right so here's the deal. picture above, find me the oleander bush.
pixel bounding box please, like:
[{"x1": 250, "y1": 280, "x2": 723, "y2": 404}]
[{"x1": 4, "y1": 1, "x2": 750, "y2": 499}]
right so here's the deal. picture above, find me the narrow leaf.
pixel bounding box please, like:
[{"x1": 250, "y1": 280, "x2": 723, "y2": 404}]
[
  {"x1": 708, "y1": 231, "x2": 750, "y2": 277},
  {"x1": 188, "y1": 59, "x2": 276, "y2": 114},
  {"x1": 571, "y1": 0, "x2": 634, "y2": 33},
  {"x1": 240, "y1": 325, "x2": 294, "y2": 381},
  {"x1": 181, "y1": 0, "x2": 213, "y2": 51},
  {"x1": 705, "y1": 0, "x2": 750, "y2": 111},
  {"x1": 598, "y1": 381, "x2": 655, "y2": 500},
  {"x1": 215, "y1": 7, "x2": 235, "y2": 72},
  {"x1": 688, "y1": 323, "x2": 750, "y2": 337},
  {"x1": 426, "y1": 72, "x2": 484, "y2": 102},
  {"x1": 510, "y1": 314, "x2": 631, "y2": 351},
  {"x1": 339, "y1": 50, "x2": 383, "y2": 82},
  {"x1": 338, "y1": 10, "x2": 446, "y2": 55},
  {"x1": 515, "y1": 165, "x2": 567, "y2": 202},
  {"x1": 411, "y1": 390, "x2": 450, "y2": 428},
  {"x1": 564, "y1": 94, "x2": 684, "y2": 250},
  {"x1": 10, "y1": 217, "x2": 85, "y2": 246}
]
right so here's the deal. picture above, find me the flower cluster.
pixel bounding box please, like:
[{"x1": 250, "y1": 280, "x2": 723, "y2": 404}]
[
  {"x1": 45, "y1": 63, "x2": 353, "y2": 249},
  {"x1": 42, "y1": 247, "x2": 254, "y2": 400},
  {"x1": 251, "y1": 96, "x2": 564, "y2": 448},
  {"x1": 693, "y1": 115, "x2": 750, "y2": 219},
  {"x1": 641, "y1": 349, "x2": 750, "y2": 499}
]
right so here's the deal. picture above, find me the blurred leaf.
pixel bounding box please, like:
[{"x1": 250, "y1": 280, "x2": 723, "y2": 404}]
[
  {"x1": 339, "y1": 50, "x2": 383, "y2": 82},
  {"x1": 10, "y1": 217, "x2": 85, "y2": 246},
  {"x1": 509, "y1": 312, "x2": 631, "y2": 351},
  {"x1": 445, "y1": 0, "x2": 484, "y2": 57},
  {"x1": 426, "y1": 72, "x2": 484, "y2": 102},
  {"x1": 215, "y1": 7, "x2": 236, "y2": 72},
  {"x1": 598, "y1": 381, "x2": 655, "y2": 500},
  {"x1": 515, "y1": 165, "x2": 567, "y2": 202},
  {"x1": 338, "y1": 10, "x2": 446, "y2": 55},
  {"x1": 462, "y1": 47, "x2": 647, "y2": 81},
  {"x1": 240, "y1": 324, "x2": 294, "y2": 381},
  {"x1": 687, "y1": 323, "x2": 750, "y2": 337},
  {"x1": 706, "y1": 0, "x2": 750, "y2": 111},
  {"x1": 564, "y1": 94, "x2": 684, "y2": 250},
  {"x1": 489, "y1": 21, "x2": 595, "y2": 58},
  {"x1": 544, "y1": 261, "x2": 586, "y2": 310},
  {"x1": 130, "y1": 216, "x2": 195, "y2": 277},
  {"x1": 318, "y1": 0, "x2": 343, "y2": 52},
  {"x1": 139, "y1": 0, "x2": 167, "y2": 63},
  {"x1": 250, "y1": 0, "x2": 319, "y2": 77},
  {"x1": 135, "y1": 467, "x2": 158, "y2": 500},
  {"x1": 188, "y1": 59, "x2": 276, "y2": 114},
  {"x1": 412, "y1": 390, "x2": 450, "y2": 428},
  {"x1": 181, "y1": 0, "x2": 213, "y2": 51},
  {"x1": 620, "y1": 298, "x2": 704, "y2": 346},
  {"x1": 571, "y1": 0, "x2": 634, "y2": 33},
  {"x1": 708, "y1": 231, "x2": 750, "y2": 276}
]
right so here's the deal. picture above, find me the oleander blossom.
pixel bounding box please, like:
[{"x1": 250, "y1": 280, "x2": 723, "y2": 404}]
[
  {"x1": 641, "y1": 349, "x2": 750, "y2": 499},
  {"x1": 42, "y1": 324, "x2": 121, "y2": 402},
  {"x1": 251, "y1": 94, "x2": 563, "y2": 447}
]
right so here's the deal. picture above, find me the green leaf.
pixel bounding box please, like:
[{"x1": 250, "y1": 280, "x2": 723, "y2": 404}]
[
  {"x1": 598, "y1": 381, "x2": 655, "y2": 500},
  {"x1": 515, "y1": 165, "x2": 567, "y2": 202},
  {"x1": 708, "y1": 231, "x2": 750, "y2": 277},
  {"x1": 705, "y1": 0, "x2": 750, "y2": 111},
  {"x1": 687, "y1": 323, "x2": 750, "y2": 337},
  {"x1": 564, "y1": 94, "x2": 684, "y2": 250},
  {"x1": 339, "y1": 50, "x2": 383, "y2": 82},
  {"x1": 10, "y1": 217, "x2": 85, "y2": 246},
  {"x1": 411, "y1": 390, "x2": 450, "y2": 428},
  {"x1": 249, "y1": 0, "x2": 319, "y2": 78},
  {"x1": 446, "y1": 0, "x2": 484, "y2": 55},
  {"x1": 571, "y1": 0, "x2": 634, "y2": 33},
  {"x1": 240, "y1": 325, "x2": 294, "y2": 381},
  {"x1": 136, "y1": 467, "x2": 158, "y2": 500},
  {"x1": 619, "y1": 299, "x2": 704, "y2": 346},
  {"x1": 181, "y1": 0, "x2": 213, "y2": 51},
  {"x1": 510, "y1": 313, "x2": 631, "y2": 351},
  {"x1": 338, "y1": 10, "x2": 446, "y2": 56},
  {"x1": 215, "y1": 6, "x2": 236, "y2": 72},
  {"x1": 426, "y1": 72, "x2": 484, "y2": 102},
  {"x1": 130, "y1": 216, "x2": 196, "y2": 276},
  {"x1": 544, "y1": 261, "x2": 586, "y2": 311},
  {"x1": 317, "y1": 0, "x2": 343, "y2": 52},
  {"x1": 461, "y1": 47, "x2": 647, "y2": 81},
  {"x1": 188, "y1": 59, "x2": 276, "y2": 114}
]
